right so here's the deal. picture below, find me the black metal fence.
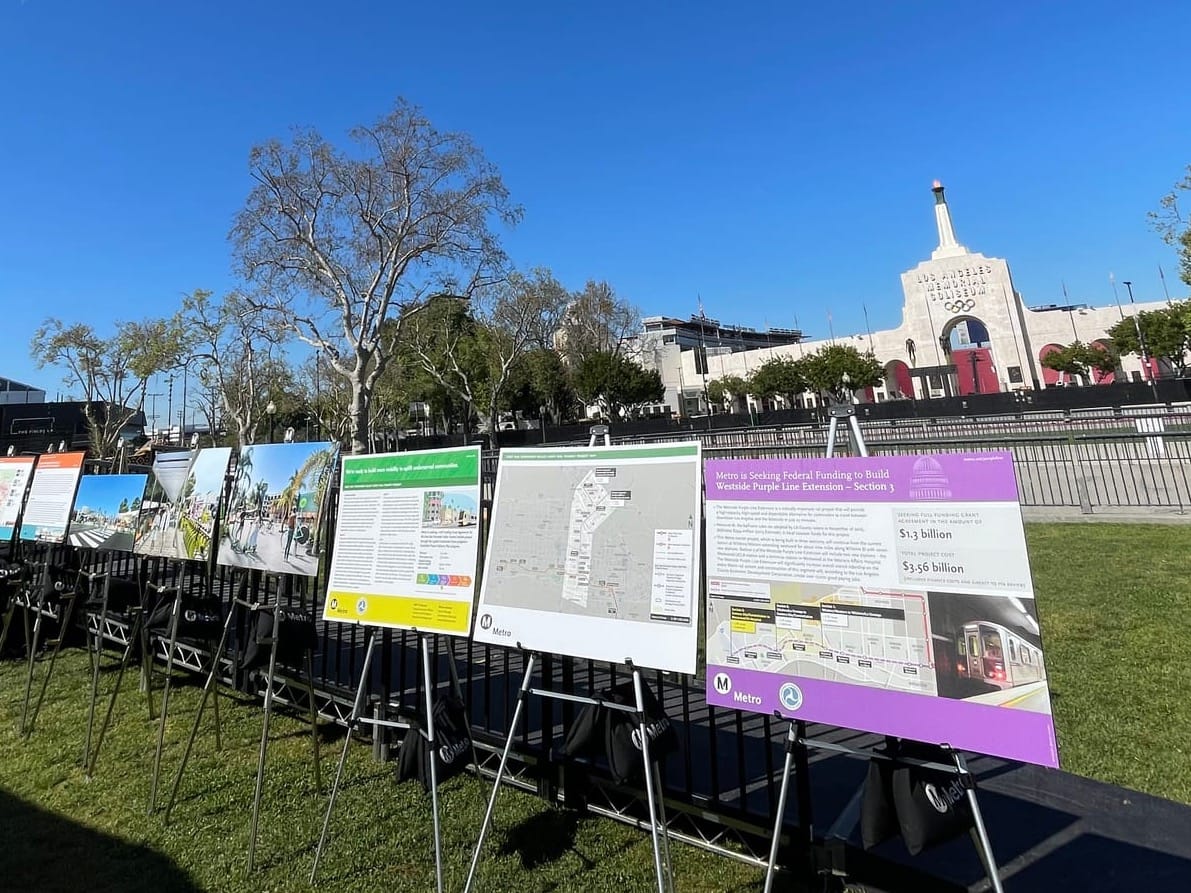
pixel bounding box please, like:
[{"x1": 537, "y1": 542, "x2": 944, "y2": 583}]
[{"x1": 4, "y1": 416, "x2": 1188, "y2": 889}]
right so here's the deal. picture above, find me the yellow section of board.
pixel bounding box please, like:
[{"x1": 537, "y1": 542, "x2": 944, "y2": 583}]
[
  {"x1": 730, "y1": 620, "x2": 757, "y2": 633},
  {"x1": 324, "y1": 591, "x2": 471, "y2": 634}
]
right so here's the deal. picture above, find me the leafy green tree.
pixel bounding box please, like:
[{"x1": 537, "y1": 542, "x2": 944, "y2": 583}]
[
  {"x1": 746, "y1": 357, "x2": 805, "y2": 406},
  {"x1": 505, "y1": 348, "x2": 575, "y2": 423},
  {"x1": 800, "y1": 344, "x2": 883, "y2": 403},
  {"x1": 707, "y1": 374, "x2": 750, "y2": 412},
  {"x1": 130, "y1": 496, "x2": 142, "y2": 512},
  {"x1": 1085, "y1": 342, "x2": 1119, "y2": 379},
  {"x1": 405, "y1": 272, "x2": 569, "y2": 447},
  {"x1": 231, "y1": 98, "x2": 520, "y2": 454},
  {"x1": 572, "y1": 350, "x2": 664, "y2": 419},
  {"x1": 1041, "y1": 342, "x2": 1090, "y2": 380},
  {"x1": 1149, "y1": 166, "x2": 1191, "y2": 288},
  {"x1": 1107, "y1": 304, "x2": 1189, "y2": 376},
  {"x1": 31, "y1": 317, "x2": 187, "y2": 458},
  {"x1": 118, "y1": 498, "x2": 129, "y2": 514}
]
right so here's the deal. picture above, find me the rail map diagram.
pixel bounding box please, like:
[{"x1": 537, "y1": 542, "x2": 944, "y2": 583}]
[
  {"x1": 707, "y1": 583, "x2": 936, "y2": 696},
  {"x1": 474, "y1": 442, "x2": 702, "y2": 673}
]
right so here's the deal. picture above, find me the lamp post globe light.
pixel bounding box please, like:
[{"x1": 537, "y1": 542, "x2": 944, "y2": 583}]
[{"x1": 266, "y1": 401, "x2": 276, "y2": 444}]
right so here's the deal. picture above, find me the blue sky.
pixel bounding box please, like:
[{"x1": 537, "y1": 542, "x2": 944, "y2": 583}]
[
  {"x1": 238, "y1": 442, "x2": 333, "y2": 495},
  {"x1": 3, "y1": 1, "x2": 1189, "y2": 398},
  {"x1": 73, "y1": 473, "x2": 148, "y2": 517}
]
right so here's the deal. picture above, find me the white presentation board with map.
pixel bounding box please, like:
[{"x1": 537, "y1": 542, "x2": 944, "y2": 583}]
[{"x1": 473, "y1": 442, "x2": 702, "y2": 674}]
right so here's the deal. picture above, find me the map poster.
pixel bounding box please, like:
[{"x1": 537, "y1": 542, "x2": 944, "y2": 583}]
[
  {"x1": 135, "y1": 448, "x2": 231, "y2": 562},
  {"x1": 0, "y1": 456, "x2": 37, "y2": 541},
  {"x1": 69, "y1": 474, "x2": 149, "y2": 552},
  {"x1": 323, "y1": 446, "x2": 482, "y2": 635},
  {"x1": 703, "y1": 451, "x2": 1059, "y2": 768},
  {"x1": 474, "y1": 442, "x2": 702, "y2": 674},
  {"x1": 18, "y1": 451, "x2": 86, "y2": 544},
  {"x1": 217, "y1": 442, "x2": 338, "y2": 577}
]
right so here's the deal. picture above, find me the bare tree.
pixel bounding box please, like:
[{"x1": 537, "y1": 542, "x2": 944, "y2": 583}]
[
  {"x1": 31, "y1": 318, "x2": 186, "y2": 459},
  {"x1": 231, "y1": 98, "x2": 520, "y2": 453},
  {"x1": 179, "y1": 289, "x2": 288, "y2": 447},
  {"x1": 557, "y1": 279, "x2": 641, "y2": 363}
]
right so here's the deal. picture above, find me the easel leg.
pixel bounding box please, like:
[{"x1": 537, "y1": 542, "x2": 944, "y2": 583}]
[
  {"x1": 420, "y1": 634, "x2": 444, "y2": 893},
  {"x1": 164, "y1": 607, "x2": 237, "y2": 824},
  {"x1": 0, "y1": 599, "x2": 18, "y2": 656},
  {"x1": 462, "y1": 652, "x2": 537, "y2": 893},
  {"x1": 305, "y1": 650, "x2": 322, "y2": 793},
  {"x1": 954, "y1": 751, "x2": 1004, "y2": 893},
  {"x1": 149, "y1": 587, "x2": 183, "y2": 815},
  {"x1": 84, "y1": 572, "x2": 113, "y2": 766},
  {"x1": 87, "y1": 610, "x2": 144, "y2": 778},
  {"x1": 763, "y1": 722, "x2": 798, "y2": 893},
  {"x1": 632, "y1": 667, "x2": 673, "y2": 893},
  {"x1": 311, "y1": 631, "x2": 378, "y2": 884},
  {"x1": 20, "y1": 597, "x2": 46, "y2": 734},
  {"x1": 248, "y1": 609, "x2": 282, "y2": 872},
  {"x1": 27, "y1": 593, "x2": 77, "y2": 735},
  {"x1": 444, "y1": 641, "x2": 483, "y2": 778}
]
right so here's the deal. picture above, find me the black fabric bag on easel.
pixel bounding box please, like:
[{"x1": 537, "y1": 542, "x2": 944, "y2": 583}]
[
  {"x1": 239, "y1": 606, "x2": 318, "y2": 671},
  {"x1": 891, "y1": 752, "x2": 974, "y2": 855},
  {"x1": 861, "y1": 740, "x2": 974, "y2": 856},
  {"x1": 602, "y1": 681, "x2": 679, "y2": 785},
  {"x1": 396, "y1": 693, "x2": 473, "y2": 792}
]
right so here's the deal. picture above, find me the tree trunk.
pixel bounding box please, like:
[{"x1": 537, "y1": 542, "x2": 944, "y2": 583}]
[
  {"x1": 487, "y1": 405, "x2": 500, "y2": 451},
  {"x1": 350, "y1": 379, "x2": 370, "y2": 454}
]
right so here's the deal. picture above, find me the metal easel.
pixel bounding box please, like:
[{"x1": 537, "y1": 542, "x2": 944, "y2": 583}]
[
  {"x1": 18, "y1": 546, "x2": 80, "y2": 736},
  {"x1": 761, "y1": 401, "x2": 1004, "y2": 893},
  {"x1": 85, "y1": 559, "x2": 159, "y2": 778},
  {"x1": 310, "y1": 627, "x2": 478, "y2": 893},
  {"x1": 163, "y1": 571, "x2": 322, "y2": 876},
  {"x1": 463, "y1": 425, "x2": 675, "y2": 893}
]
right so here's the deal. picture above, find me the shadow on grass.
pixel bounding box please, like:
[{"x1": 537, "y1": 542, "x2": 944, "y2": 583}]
[
  {"x1": 498, "y1": 808, "x2": 596, "y2": 871},
  {"x1": 0, "y1": 789, "x2": 201, "y2": 893}
]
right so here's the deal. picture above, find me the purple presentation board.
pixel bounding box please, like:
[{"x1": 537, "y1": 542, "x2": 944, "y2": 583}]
[{"x1": 703, "y1": 451, "x2": 1058, "y2": 768}]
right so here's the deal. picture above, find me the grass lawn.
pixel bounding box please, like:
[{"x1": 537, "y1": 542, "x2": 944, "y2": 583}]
[
  {"x1": 1026, "y1": 523, "x2": 1191, "y2": 804},
  {"x1": 0, "y1": 649, "x2": 766, "y2": 892},
  {"x1": 0, "y1": 521, "x2": 1187, "y2": 891}
]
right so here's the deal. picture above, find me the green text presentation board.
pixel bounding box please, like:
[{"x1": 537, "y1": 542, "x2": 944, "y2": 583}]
[{"x1": 323, "y1": 446, "x2": 482, "y2": 636}]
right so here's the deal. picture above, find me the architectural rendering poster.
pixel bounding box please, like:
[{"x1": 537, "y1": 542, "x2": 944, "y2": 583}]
[
  {"x1": 0, "y1": 455, "x2": 37, "y2": 541},
  {"x1": 474, "y1": 442, "x2": 702, "y2": 674},
  {"x1": 217, "y1": 442, "x2": 337, "y2": 577},
  {"x1": 17, "y1": 451, "x2": 85, "y2": 544},
  {"x1": 135, "y1": 448, "x2": 231, "y2": 562},
  {"x1": 324, "y1": 446, "x2": 481, "y2": 635},
  {"x1": 68, "y1": 474, "x2": 149, "y2": 551},
  {"x1": 703, "y1": 451, "x2": 1058, "y2": 767}
]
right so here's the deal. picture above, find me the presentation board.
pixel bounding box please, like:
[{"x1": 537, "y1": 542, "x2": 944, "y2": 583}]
[
  {"x1": 135, "y1": 448, "x2": 231, "y2": 562},
  {"x1": 474, "y1": 442, "x2": 702, "y2": 674},
  {"x1": 69, "y1": 474, "x2": 149, "y2": 552},
  {"x1": 217, "y1": 442, "x2": 337, "y2": 577},
  {"x1": 323, "y1": 446, "x2": 482, "y2": 635},
  {"x1": 18, "y1": 451, "x2": 85, "y2": 544},
  {"x1": 703, "y1": 451, "x2": 1058, "y2": 767},
  {"x1": 0, "y1": 456, "x2": 37, "y2": 541}
]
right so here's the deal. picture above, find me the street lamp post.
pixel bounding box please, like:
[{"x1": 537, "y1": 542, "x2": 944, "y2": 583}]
[{"x1": 266, "y1": 401, "x2": 276, "y2": 444}]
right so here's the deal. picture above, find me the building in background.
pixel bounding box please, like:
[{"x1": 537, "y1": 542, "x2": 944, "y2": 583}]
[
  {"x1": 667, "y1": 182, "x2": 1174, "y2": 412},
  {"x1": 0, "y1": 377, "x2": 47, "y2": 405},
  {"x1": 622, "y1": 315, "x2": 804, "y2": 417}
]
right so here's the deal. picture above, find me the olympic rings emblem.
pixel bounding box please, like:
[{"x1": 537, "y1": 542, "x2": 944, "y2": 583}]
[{"x1": 942, "y1": 299, "x2": 976, "y2": 313}]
